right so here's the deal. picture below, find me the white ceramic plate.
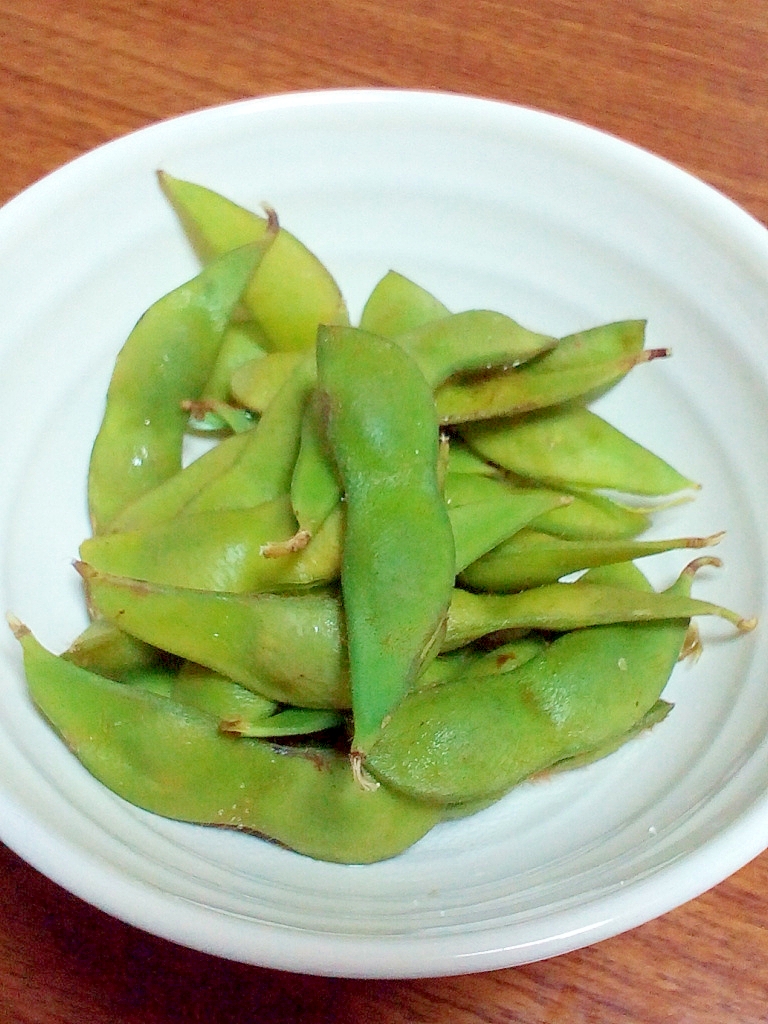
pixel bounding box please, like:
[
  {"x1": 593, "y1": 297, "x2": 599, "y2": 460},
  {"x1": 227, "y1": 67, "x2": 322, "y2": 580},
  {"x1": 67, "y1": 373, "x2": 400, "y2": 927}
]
[{"x1": 1, "y1": 89, "x2": 767, "y2": 979}]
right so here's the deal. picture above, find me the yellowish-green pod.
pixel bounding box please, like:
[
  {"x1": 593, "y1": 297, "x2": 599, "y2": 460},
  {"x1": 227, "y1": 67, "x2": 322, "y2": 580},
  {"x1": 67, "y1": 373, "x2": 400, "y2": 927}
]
[
  {"x1": 88, "y1": 242, "x2": 271, "y2": 533},
  {"x1": 364, "y1": 562, "x2": 707, "y2": 804},
  {"x1": 290, "y1": 393, "x2": 343, "y2": 536},
  {"x1": 158, "y1": 172, "x2": 349, "y2": 351},
  {"x1": 230, "y1": 351, "x2": 304, "y2": 415},
  {"x1": 444, "y1": 565, "x2": 754, "y2": 650},
  {"x1": 12, "y1": 622, "x2": 440, "y2": 864},
  {"x1": 108, "y1": 431, "x2": 252, "y2": 534},
  {"x1": 183, "y1": 355, "x2": 316, "y2": 515},
  {"x1": 79, "y1": 499, "x2": 343, "y2": 594},
  {"x1": 79, "y1": 564, "x2": 350, "y2": 708},
  {"x1": 436, "y1": 347, "x2": 666, "y2": 424},
  {"x1": 359, "y1": 269, "x2": 451, "y2": 337},
  {"x1": 62, "y1": 619, "x2": 167, "y2": 681},
  {"x1": 394, "y1": 310, "x2": 558, "y2": 387},
  {"x1": 460, "y1": 405, "x2": 697, "y2": 496},
  {"x1": 459, "y1": 526, "x2": 723, "y2": 592},
  {"x1": 186, "y1": 321, "x2": 267, "y2": 433}
]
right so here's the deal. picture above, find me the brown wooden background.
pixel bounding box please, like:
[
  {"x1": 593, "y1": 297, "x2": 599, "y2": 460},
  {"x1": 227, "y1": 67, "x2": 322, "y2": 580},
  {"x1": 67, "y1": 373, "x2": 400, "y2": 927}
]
[{"x1": 2, "y1": 1, "x2": 768, "y2": 1021}]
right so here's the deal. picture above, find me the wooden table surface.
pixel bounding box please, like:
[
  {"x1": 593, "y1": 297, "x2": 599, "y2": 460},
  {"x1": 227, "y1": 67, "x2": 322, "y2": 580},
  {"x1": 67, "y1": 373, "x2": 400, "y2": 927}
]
[{"x1": 2, "y1": 1, "x2": 768, "y2": 1020}]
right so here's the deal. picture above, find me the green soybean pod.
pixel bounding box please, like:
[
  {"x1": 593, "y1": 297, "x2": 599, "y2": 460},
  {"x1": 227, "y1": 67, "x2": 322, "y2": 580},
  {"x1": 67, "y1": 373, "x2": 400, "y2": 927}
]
[
  {"x1": 529, "y1": 488, "x2": 652, "y2": 541},
  {"x1": 459, "y1": 527, "x2": 723, "y2": 592},
  {"x1": 183, "y1": 354, "x2": 317, "y2": 515},
  {"x1": 364, "y1": 561, "x2": 710, "y2": 804},
  {"x1": 169, "y1": 663, "x2": 345, "y2": 738},
  {"x1": 317, "y1": 325, "x2": 456, "y2": 766},
  {"x1": 394, "y1": 310, "x2": 557, "y2": 388},
  {"x1": 158, "y1": 172, "x2": 349, "y2": 351},
  {"x1": 88, "y1": 242, "x2": 271, "y2": 533},
  {"x1": 359, "y1": 270, "x2": 451, "y2": 337},
  {"x1": 108, "y1": 430, "x2": 252, "y2": 533},
  {"x1": 185, "y1": 321, "x2": 267, "y2": 433},
  {"x1": 435, "y1": 345, "x2": 668, "y2": 424},
  {"x1": 62, "y1": 619, "x2": 169, "y2": 681},
  {"x1": 290, "y1": 392, "x2": 343, "y2": 538},
  {"x1": 229, "y1": 351, "x2": 304, "y2": 415},
  {"x1": 460, "y1": 405, "x2": 697, "y2": 495},
  {"x1": 12, "y1": 622, "x2": 440, "y2": 863},
  {"x1": 444, "y1": 564, "x2": 754, "y2": 650},
  {"x1": 79, "y1": 498, "x2": 342, "y2": 594},
  {"x1": 79, "y1": 563, "x2": 350, "y2": 709}
]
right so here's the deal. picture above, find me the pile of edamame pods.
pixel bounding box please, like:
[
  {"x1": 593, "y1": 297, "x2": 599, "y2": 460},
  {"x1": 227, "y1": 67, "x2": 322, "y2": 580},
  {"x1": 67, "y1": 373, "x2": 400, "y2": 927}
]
[{"x1": 11, "y1": 173, "x2": 756, "y2": 864}]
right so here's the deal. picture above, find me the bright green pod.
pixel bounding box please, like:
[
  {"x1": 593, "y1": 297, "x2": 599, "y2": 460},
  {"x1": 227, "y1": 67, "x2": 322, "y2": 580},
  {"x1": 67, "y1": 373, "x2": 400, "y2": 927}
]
[
  {"x1": 365, "y1": 561, "x2": 710, "y2": 804},
  {"x1": 108, "y1": 431, "x2": 252, "y2": 533},
  {"x1": 12, "y1": 622, "x2": 439, "y2": 863},
  {"x1": 79, "y1": 564, "x2": 350, "y2": 708},
  {"x1": 183, "y1": 355, "x2": 316, "y2": 515},
  {"x1": 158, "y1": 172, "x2": 349, "y2": 351},
  {"x1": 88, "y1": 242, "x2": 272, "y2": 533},
  {"x1": 460, "y1": 405, "x2": 697, "y2": 496},
  {"x1": 79, "y1": 499, "x2": 342, "y2": 594},
  {"x1": 444, "y1": 564, "x2": 754, "y2": 650},
  {"x1": 459, "y1": 527, "x2": 723, "y2": 591},
  {"x1": 317, "y1": 325, "x2": 456, "y2": 761},
  {"x1": 394, "y1": 310, "x2": 557, "y2": 388},
  {"x1": 359, "y1": 270, "x2": 451, "y2": 337},
  {"x1": 435, "y1": 346, "x2": 666, "y2": 424}
]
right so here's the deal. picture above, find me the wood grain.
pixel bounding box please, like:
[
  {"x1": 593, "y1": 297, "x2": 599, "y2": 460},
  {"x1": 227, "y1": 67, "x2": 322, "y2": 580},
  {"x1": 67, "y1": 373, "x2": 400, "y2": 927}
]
[{"x1": 2, "y1": 1, "x2": 768, "y2": 1021}]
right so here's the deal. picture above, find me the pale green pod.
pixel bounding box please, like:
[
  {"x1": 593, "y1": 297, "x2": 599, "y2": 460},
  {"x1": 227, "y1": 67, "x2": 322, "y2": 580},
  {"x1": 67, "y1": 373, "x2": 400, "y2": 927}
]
[
  {"x1": 359, "y1": 269, "x2": 451, "y2": 337},
  {"x1": 461, "y1": 405, "x2": 697, "y2": 496}
]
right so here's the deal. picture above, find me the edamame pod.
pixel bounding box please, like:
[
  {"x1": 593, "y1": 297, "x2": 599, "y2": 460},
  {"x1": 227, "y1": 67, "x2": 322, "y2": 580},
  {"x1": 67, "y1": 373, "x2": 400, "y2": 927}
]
[
  {"x1": 185, "y1": 321, "x2": 267, "y2": 433},
  {"x1": 317, "y1": 325, "x2": 455, "y2": 763},
  {"x1": 229, "y1": 351, "x2": 304, "y2": 415},
  {"x1": 290, "y1": 393, "x2": 343, "y2": 536},
  {"x1": 12, "y1": 622, "x2": 439, "y2": 863},
  {"x1": 459, "y1": 527, "x2": 724, "y2": 591},
  {"x1": 365, "y1": 561, "x2": 722, "y2": 804},
  {"x1": 79, "y1": 563, "x2": 350, "y2": 708},
  {"x1": 435, "y1": 346, "x2": 668, "y2": 424},
  {"x1": 449, "y1": 491, "x2": 572, "y2": 574},
  {"x1": 394, "y1": 310, "x2": 557, "y2": 387},
  {"x1": 79, "y1": 499, "x2": 342, "y2": 593},
  {"x1": 529, "y1": 488, "x2": 651, "y2": 541},
  {"x1": 88, "y1": 242, "x2": 272, "y2": 533},
  {"x1": 63, "y1": 619, "x2": 168, "y2": 681},
  {"x1": 359, "y1": 270, "x2": 451, "y2": 337},
  {"x1": 415, "y1": 636, "x2": 548, "y2": 688},
  {"x1": 444, "y1": 564, "x2": 754, "y2": 650},
  {"x1": 460, "y1": 405, "x2": 696, "y2": 495},
  {"x1": 169, "y1": 664, "x2": 345, "y2": 738},
  {"x1": 158, "y1": 172, "x2": 349, "y2": 350},
  {"x1": 183, "y1": 355, "x2": 316, "y2": 515},
  {"x1": 108, "y1": 431, "x2": 252, "y2": 533}
]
